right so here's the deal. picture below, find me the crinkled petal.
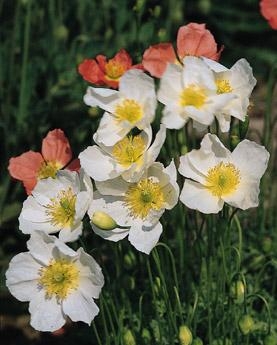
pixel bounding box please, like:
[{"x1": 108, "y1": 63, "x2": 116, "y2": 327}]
[
  {"x1": 180, "y1": 180, "x2": 223, "y2": 214},
  {"x1": 59, "y1": 222, "x2": 83, "y2": 243},
  {"x1": 128, "y1": 221, "x2": 163, "y2": 254},
  {"x1": 83, "y1": 87, "x2": 119, "y2": 112}
]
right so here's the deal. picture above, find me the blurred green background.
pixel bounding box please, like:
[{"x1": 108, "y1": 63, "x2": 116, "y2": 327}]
[{"x1": 1, "y1": 0, "x2": 277, "y2": 344}]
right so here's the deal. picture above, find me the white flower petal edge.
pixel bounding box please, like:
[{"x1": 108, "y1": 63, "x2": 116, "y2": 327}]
[
  {"x1": 5, "y1": 232, "x2": 104, "y2": 332},
  {"x1": 178, "y1": 133, "x2": 269, "y2": 213}
]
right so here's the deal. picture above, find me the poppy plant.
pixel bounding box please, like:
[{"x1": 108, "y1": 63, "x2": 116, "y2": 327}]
[
  {"x1": 142, "y1": 22, "x2": 223, "y2": 78},
  {"x1": 78, "y1": 49, "x2": 143, "y2": 89},
  {"x1": 8, "y1": 129, "x2": 80, "y2": 195}
]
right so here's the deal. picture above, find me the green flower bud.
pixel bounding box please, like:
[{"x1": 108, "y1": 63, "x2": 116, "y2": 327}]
[
  {"x1": 230, "y1": 280, "x2": 245, "y2": 304},
  {"x1": 181, "y1": 145, "x2": 188, "y2": 155},
  {"x1": 198, "y1": 0, "x2": 211, "y2": 15},
  {"x1": 122, "y1": 276, "x2": 135, "y2": 290},
  {"x1": 264, "y1": 334, "x2": 277, "y2": 345},
  {"x1": 238, "y1": 315, "x2": 255, "y2": 335},
  {"x1": 91, "y1": 211, "x2": 117, "y2": 230},
  {"x1": 262, "y1": 236, "x2": 272, "y2": 254},
  {"x1": 123, "y1": 329, "x2": 136, "y2": 345},
  {"x1": 142, "y1": 328, "x2": 151, "y2": 342},
  {"x1": 179, "y1": 325, "x2": 193, "y2": 345},
  {"x1": 192, "y1": 337, "x2": 204, "y2": 345},
  {"x1": 54, "y1": 25, "x2": 68, "y2": 41},
  {"x1": 230, "y1": 135, "x2": 240, "y2": 150},
  {"x1": 124, "y1": 251, "x2": 137, "y2": 270}
]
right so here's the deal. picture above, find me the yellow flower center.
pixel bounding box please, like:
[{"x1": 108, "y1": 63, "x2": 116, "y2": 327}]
[
  {"x1": 216, "y1": 79, "x2": 233, "y2": 94},
  {"x1": 105, "y1": 60, "x2": 125, "y2": 80},
  {"x1": 37, "y1": 161, "x2": 62, "y2": 180},
  {"x1": 46, "y1": 188, "x2": 76, "y2": 227},
  {"x1": 179, "y1": 85, "x2": 207, "y2": 108},
  {"x1": 205, "y1": 162, "x2": 240, "y2": 197},
  {"x1": 124, "y1": 178, "x2": 165, "y2": 219},
  {"x1": 38, "y1": 259, "x2": 79, "y2": 300},
  {"x1": 112, "y1": 135, "x2": 146, "y2": 167},
  {"x1": 114, "y1": 99, "x2": 143, "y2": 124}
]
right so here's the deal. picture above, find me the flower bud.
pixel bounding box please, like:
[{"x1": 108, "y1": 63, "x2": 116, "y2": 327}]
[
  {"x1": 91, "y1": 211, "x2": 117, "y2": 230},
  {"x1": 238, "y1": 314, "x2": 255, "y2": 335},
  {"x1": 264, "y1": 334, "x2": 277, "y2": 345},
  {"x1": 54, "y1": 25, "x2": 68, "y2": 41},
  {"x1": 88, "y1": 107, "x2": 100, "y2": 118},
  {"x1": 262, "y1": 236, "x2": 272, "y2": 254},
  {"x1": 230, "y1": 280, "x2": 245, "y2": 304},
  {"x1": 179, "y1": 325, "x2": 193, "y2": 345},
  {"x1": 124, "y1": 251, "x2": 137, "y2": 270},
  {"x1": 192, "y1": 337, "x2": 203, "y2": 345},
  {"x1": 142, "y1": 328, "x2": 151, "y2": 342},
  {"x1": 123, "y1": 329, "x2": 136, "y2": 345}
]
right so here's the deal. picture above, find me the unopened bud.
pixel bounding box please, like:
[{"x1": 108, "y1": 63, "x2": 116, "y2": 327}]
[
  {"x1": 262, "y1": 236, "x2": 272, "y2": 254},
  {"x1": 142, "y1": 328, "x2": 151, "y2": 342},
  {"x1": 238, "y1": 314, "x2": 255, "y2": 335},
  {"x1": 124, "y1": 251, "x2": 137, "y2": 270},
  {"x1": 91, "y1": 211, "x2": 117, "y2": 230},
  {"x1": 264, "y1": 334, "x2": 277, "y2": 345},
  {"x1": 123, "y1": 329, "x2": 136, "y2": 345},
  {"x1": 192, "y1": 337, "x2": 203, "y2": 345},
  {"x1": 179, "y1": 325, "x2": 193, "y2": 345},
  {"x1": 230, "y1": 280, "x2": 245, "y2": 304},
  {"x1": 88, "y1": 107, "x2": 100, "y2": 118},
  {"x1": 54, "y1": 25, "x2": 68, "y2": 41}
]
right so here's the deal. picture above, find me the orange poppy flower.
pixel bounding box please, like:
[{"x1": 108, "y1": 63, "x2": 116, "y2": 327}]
[
  {"x1": 260, "y1": 0, "x2": 277, "y2": 29},
  {"x1": 8, "y1": 129, "x2": 80, "y2": 195},
  {"x1": 142, "y1": 22, "x2": 223, "y2": 78},
  {"x1": 78, "y1": 49, "x2": 143, "y2": 89}
]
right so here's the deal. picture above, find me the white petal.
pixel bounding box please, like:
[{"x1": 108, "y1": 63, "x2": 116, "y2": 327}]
[
  {"x1": 158, "y1": 63, "x2": 183, "y2": 105},
  {"x1": 95, "y1": 177, "x2": 129, "y2": 196},
  {"x1": 63, "y1": 290, "x2": 99, "y2": 325},
  {"x1": 223, "y1": 178, "x2": 260, "y2": 210},
  {"x1": 202, "y1": 57, "x2": 228, "y2": 72},
  {"x1": 6, "y1": 252, "x2": 40, "y2": 301},
  {"x1": 29, "y1": 291, "x2": 65, "y2": 332},
  {"x1": 231, "y1": 140, "x2": 269, "y2": 180},
  {"x1": 184, "y1": 106, "x2": 214, "y2": 126},
  {"x1": 59, "y1": 222, "x2": 83, "y2": 242},
  {"x1": 180, "y1": 180, "x2": 223, "y2": 214},
  {"x1": 128, "y1": 222, "x2": 163, "y2": 254},
  {"x1": 201, "y1": 133, "x2": 231, "y2": 158},
  {"x1": 215, "y1": 113, "x2": 231, "y2": 132},
  {"x1": 27, "y1": 232, "x2": 56, "y2": 265},
  {"x1": 75, "y1": 191, "x2": 91, "y2": 220},
  {"x1": 79, "y1": 146, "x2": 118, "y2": 181},
  {"x1": 146, "y1": 125, "x2": 166, "y2": 165},
  {"x1": 83, "y1": 86, "x2": 119, "y2": 112},
  {"x1": 161, "y1": 106, "x2": 187, "y2": 129},
  {"x1": 230, "y1": 58, "x2": 256, "y2": 97}
]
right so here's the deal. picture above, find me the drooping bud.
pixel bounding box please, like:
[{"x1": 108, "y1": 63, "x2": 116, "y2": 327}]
[
  {"x1": 179, "y1": 325, "x2": 193, "y2": 345},
  {"x1": 123, "y1": 329, "x2": 136, "y2": 345},
  {"x1": 91, "y1": 211, "x2": 117, "y2": 230},
  {"x1": 230, "y1": 280, "x2": 245, "y2": 304},
  {"x1": 238, "y1": 314, "x2": 255, "y2": 335}
]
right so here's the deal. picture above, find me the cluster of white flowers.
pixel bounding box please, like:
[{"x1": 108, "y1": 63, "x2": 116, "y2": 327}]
[{"x1": 6, "y1": 56, "x2": 269, "y2": 332}]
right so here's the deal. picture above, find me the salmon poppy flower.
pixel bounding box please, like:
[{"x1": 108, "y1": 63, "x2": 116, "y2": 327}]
[
  {"x1": 260, "y1": 0, "x2": 277, "y2": 29},
  {"x1": 78, "y1": 49, "x2": 143, "y2": 89},
  {"x1": 8, "y1": 129, "x2": 80, "y2": 195},
  {"x1": 142, "y1": 22, "x2": 223, "y2": 78}
]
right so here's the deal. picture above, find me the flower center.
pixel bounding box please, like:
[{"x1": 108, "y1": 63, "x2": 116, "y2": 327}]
[
  {"x1": 46, "y1": 188, "x2": 76, "y2": 227},
  {"x1": 205, "y1": 162, "x2": 240, "y2": 197},
  {"x1": 37, "y1": 160, "x2": 62, "y2": 180},
  {"x1": 114, "y1": 99, "x2": 143, "y2": 124},
  {"x1": 124, "y1": 178, "x2": 165, "y2": 219},
  {"x1": 179, "y1": 85, "x2": 207, "y2": 108},
  {"x1": 216, "y1": 79, "x2": 233, "y2": 94},
  {"x1": 112, "y1": 135, "x2": 146, "y2": 167},
  {"x1": 38, "y1": 259, "x2": 79, "y2": 300},
  {"x1": 105, "y1": 60, "x2": 125, "y2": 80}
]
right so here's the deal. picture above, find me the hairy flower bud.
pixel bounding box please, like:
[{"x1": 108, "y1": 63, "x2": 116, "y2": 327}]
[{"x1": 179, "y1": 325, "x2": 193, "y2": 345}]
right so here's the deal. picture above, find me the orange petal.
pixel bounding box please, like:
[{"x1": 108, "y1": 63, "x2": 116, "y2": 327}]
[
  {"x1": 112, "y1": 49, "x2": 132, "y2": 69},
  {"x1": 142, "y1": 43, "x2": 176, "y2": 78},
  {"x1": 260, "y1": 0, "x2": 277, "y2": 29},
  {"x1": 8, "y1": 151, "x2": 44, "y2": 194},
  {"x1": 42, "y1": 129, "x2": 72, "y2": 167},
  {"x1": 177, "y1": 22, "x2": 223, "y2": 61},
  {"x1": 66, "y1": 158, "x2": 81, "y2": 172},
  {"x1": 78, "y1": 58, "x2": 105, "y2": 84}
]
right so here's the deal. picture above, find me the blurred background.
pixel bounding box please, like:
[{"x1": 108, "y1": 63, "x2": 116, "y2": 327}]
[{"x1": 1, "y1": 0, "x2": 277, "y2": 344}]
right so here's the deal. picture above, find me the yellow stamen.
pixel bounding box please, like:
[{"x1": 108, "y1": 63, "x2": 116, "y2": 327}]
[
  {"x1": 124, "y1": 178, "x2": 165, "y2": 219},
  {"x1": 105, "y1": 61, "x2": 125, "y2": 81},
  {"x1": 216, "y1": 79, "x2": 233, "y2": 94},
  {"x1": 179, "y1": 85, "x2": 207, "y2": 108},
  {"x1": 205, "y1": 162, "x2": 240, "y2": 197},
  {"x1": 112, "y1": 135, "x2": 146, "y2": 167},
  {"x1": 37, "y1": 161, "x2": 62, "y2": 180},
  {"x1": 114, "y1": 99, "x2": 143, "y2": 124},
  {"x1": 38, "y1": 259, "x2": 79, "y2": 300},
  {"x1": 46, "y1": 188, "x2": 76, "y2": 227}
]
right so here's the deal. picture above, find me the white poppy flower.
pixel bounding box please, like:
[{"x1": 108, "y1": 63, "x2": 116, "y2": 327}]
[
  {"x1": 19, "y1": 170, "x2": 92, "y2": 242},
  {"x1": 84, "y1": 69, "x2": 157, "y2": 146},
  {"x1": 88, "y1": 161, "x2": 179, "y2": 254},
  {"x1": 203, "y1": 58, "x2": 256, "y2": 132},
  {"x1": 157, "y1": 56, "x2": 236, "y2": 130},
  {"x1": 178, "y1": 133, "x2": 269, "y2": 213},
  {"x1": 5, "y1": 231, "x2": 104, "y2": 332},
  {"x1": 79, "y1": 125, "x2": 166, "y2": 183}
]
